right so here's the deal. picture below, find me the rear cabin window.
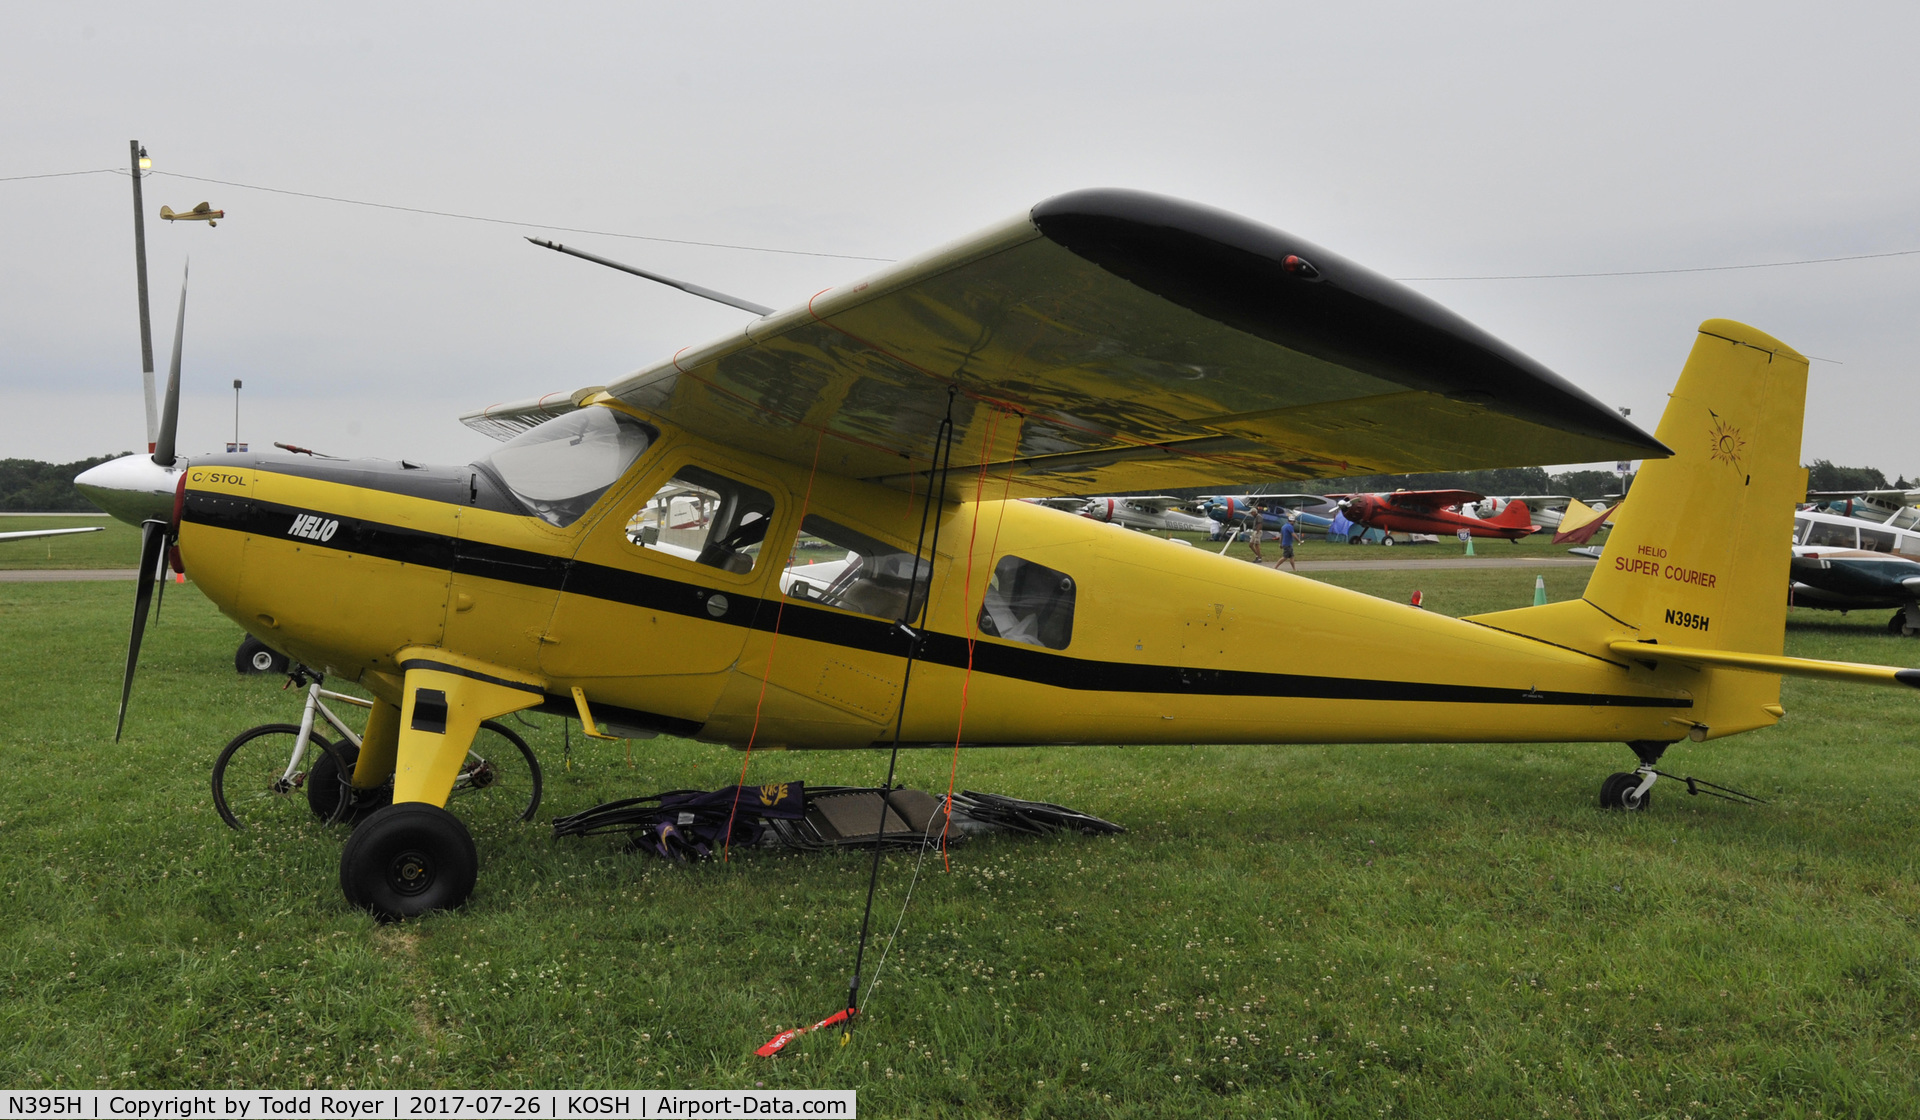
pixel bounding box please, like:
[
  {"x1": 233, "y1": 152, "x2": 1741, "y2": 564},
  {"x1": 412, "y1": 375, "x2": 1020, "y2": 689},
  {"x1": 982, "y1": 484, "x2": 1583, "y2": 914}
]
[
  {"x1": 782, "y1": 516, "x2": 931, "y2": 622},
  {"x1": 978, "y1": 555, "x2": 1076, "y2": 650},
  {"x1": 476, "y1": 408, "x2": 655, "y2": 528},
  {"x1": 626, "y1": 466, "x2": 775, "y2": 574},
  {"x1": 1804, "y1": 521, "x2": 1858, "y2": 549},
  {"x1": 1860, "y1": 527, "x2": 1897, "y2": 553}
]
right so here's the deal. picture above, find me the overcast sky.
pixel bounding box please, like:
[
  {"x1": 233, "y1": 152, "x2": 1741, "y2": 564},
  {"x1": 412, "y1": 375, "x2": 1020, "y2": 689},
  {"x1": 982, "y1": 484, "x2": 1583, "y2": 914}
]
[{"x1": 7, "y1": 2, "x2": 1918, "y2": 481}]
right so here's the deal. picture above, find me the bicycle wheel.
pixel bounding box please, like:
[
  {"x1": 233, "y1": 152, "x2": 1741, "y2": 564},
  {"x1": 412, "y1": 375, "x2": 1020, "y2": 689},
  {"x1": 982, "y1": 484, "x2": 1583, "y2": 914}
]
[
  {"x1": 446, "y1": 719, "x2": 543, "y2": 828},
  {"x1": 212, "y1": 723, "x2": 353, "y2": 831}
]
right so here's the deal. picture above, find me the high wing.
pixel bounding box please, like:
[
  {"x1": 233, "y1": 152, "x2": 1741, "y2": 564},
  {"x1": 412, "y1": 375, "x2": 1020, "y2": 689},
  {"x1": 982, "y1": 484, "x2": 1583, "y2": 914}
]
[
  {"x1": 1807, "y1": 489, "x2": 1920, "y2": 507},
  {"x1": 1220, "y1": 493, "x2": 1331, "y2": 509},
  {"x1": 462, "y1": 387, "x2": 603, "y2": 441},
  {"x1": 0, "y1": 526, "x2": 103, "y2": 543},
  {"x1": 1326, "y1": 488, "x2": 1485, "y2": 510},
  {"x1": 465, "y1": 189, "x2": 1665, "y2": 496},
  {"x1": 1029, "y1": 497, "x2": 1092, "y2": 512},
  {"x1": 1115, "y1": 495, "x2": 1193, "y2": 513},
  {"x1": 1490, "y1": 493, "x2": 1574, "y2": 508}
]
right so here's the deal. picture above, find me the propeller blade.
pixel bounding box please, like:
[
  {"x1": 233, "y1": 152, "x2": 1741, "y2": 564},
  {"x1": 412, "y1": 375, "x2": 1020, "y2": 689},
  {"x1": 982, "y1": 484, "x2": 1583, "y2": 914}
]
[
  {"x1": 151, "y1": 534, "x2": 168, "y2": 624},
  {"x1": 116, "y1": 520, "x2": 170, "y2": 741},
  {"x1": 152, "y1": 263, "x2": 188, "y2": 468}
]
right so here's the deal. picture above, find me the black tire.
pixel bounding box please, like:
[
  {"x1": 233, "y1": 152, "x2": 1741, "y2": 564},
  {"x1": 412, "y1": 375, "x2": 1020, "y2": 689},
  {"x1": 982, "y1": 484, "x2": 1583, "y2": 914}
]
[
  {"x1": 234, "y1": 636, "x2": 289, "y2": 675},
  {"x1": 1598, "y1": 771, "x2": 1651, "y2": 812},
  {"x1": 311, "y1": 741, "x2": 394, "y2": 823},
  {"x1": 1889, "y1": 612, "x2": 1908, "y2": 636},
  {"x1": 340, "y1": 803, "x2": 478, "y2": 921},
  {"x1": 211, "y1": 723, "x2": 350, "y2": 831},
  {"x1": 447, "y1": 720, "x2": 543, "y2": 828}
]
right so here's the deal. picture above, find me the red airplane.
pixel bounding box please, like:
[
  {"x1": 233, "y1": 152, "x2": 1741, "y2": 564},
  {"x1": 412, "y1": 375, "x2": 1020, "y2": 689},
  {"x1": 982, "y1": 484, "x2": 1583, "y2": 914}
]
[{"x1": 1331, "y1": 489, "x2": 1538, "y2": 543}]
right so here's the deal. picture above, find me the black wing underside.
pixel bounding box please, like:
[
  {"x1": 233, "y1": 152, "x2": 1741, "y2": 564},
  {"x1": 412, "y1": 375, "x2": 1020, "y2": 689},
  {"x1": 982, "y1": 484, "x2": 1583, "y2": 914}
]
[{"x1": 494, "y1": 190, "x2": 1667, "y2": 498}]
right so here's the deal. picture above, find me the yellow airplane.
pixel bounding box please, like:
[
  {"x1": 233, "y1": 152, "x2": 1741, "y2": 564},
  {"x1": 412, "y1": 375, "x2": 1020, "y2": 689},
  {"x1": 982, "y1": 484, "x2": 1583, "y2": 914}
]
[
  {"x1": 111, "y1": 189, "x2": 1919, "y2": 921},
  {"x1": 159, "y1": 201, "x2": 223, "y2": 227}
]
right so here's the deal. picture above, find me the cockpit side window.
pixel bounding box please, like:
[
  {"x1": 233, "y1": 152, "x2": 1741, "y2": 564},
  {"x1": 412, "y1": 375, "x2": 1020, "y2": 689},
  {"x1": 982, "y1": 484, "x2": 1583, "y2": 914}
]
[
  {"x1": 978, "y1": 555, "x2": 1076, "y2": 650},
  {"x1": 782, "y1": 515, "x2": 931, "y2": 621},
  {"x1": 1804, "y1": 520, "x2": 1858, "y2": 549},
  {"x1": 626, "y1": 466, "x2": 776, "y2": 574},
  {"x1": 474, "y1": 408, "x2": 655, "y2": 528}
]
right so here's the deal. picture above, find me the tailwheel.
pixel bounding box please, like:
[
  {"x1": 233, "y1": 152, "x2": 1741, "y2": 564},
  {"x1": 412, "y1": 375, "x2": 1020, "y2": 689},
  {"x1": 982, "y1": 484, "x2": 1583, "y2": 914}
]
[
  {"x1": 1599, "y1": 770, "x2": 1654, "y2": 811},
  {"x1": 340, "y1": 803, "x2": 477, "y2": 922}
]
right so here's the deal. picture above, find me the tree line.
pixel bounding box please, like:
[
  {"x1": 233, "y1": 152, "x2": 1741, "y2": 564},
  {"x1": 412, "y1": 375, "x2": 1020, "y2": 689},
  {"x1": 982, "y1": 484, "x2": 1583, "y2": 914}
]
[{"x1": 0, "y1": 454, "x2": 133, "y2": 511}]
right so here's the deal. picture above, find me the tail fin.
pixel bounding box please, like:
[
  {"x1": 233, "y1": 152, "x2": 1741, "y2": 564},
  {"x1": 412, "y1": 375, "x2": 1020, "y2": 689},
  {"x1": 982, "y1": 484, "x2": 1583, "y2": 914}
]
[
  {"x1": 1552, "y1": 499, "x2": 1612, "y2": 544},
  {"x1": 1489, "y1": 499, "x2": 1532, "y2": 529},
  {"x1": 1584, "y1": 319, "x2": 1809, "y2": 656}
]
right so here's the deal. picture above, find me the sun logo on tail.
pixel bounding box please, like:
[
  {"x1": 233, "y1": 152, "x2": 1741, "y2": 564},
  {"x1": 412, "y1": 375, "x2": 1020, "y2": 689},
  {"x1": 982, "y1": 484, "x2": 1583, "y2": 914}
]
[{"x1": 1707, "y1": 410, "x2": 1745, "y2": 470}]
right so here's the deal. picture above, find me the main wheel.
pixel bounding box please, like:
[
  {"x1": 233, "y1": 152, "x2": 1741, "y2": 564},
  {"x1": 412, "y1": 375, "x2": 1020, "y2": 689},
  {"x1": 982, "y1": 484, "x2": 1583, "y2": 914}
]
[
  {"x1": 234, "y1": 635, "x2": 289, "y2": 675},
  {"x1": 310, "y1": 741, "x2": 394, "y2": 823},
  {"x1": 1382, "y1": 535, "x2": 1395, "y2": 547},
  {"x1": 211, "y1": 723, "x2": 351, "y2": 831},
  {"x1": 340, "y1": 803, "x2": 477, "y2": 922},
  {"x1": 446, "y1": 720, "x2": 543, "y2": 828},
  {"x1": 1598, "y1": 771, "x2": 1651, "y2": 811},
  {"x1": 1889, "y1": 612, "x2": 1908, "y2": 636}
]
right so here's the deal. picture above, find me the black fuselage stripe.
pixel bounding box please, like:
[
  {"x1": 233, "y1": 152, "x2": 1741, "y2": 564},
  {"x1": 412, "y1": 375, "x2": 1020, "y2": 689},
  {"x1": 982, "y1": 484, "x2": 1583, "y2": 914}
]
[{"x1": 186, "y1": 493, "x2": 1689, "y2": 710}]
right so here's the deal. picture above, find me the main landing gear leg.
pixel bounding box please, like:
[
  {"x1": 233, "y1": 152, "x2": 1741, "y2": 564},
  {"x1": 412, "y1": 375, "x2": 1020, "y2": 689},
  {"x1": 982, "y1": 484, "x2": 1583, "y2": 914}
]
[
  {"x1": 339, "y1": 651, "x2": 543, "y2": 922},
  {"x1": 1598, "y1": 739, "x2": 1673, "y2": 812}
]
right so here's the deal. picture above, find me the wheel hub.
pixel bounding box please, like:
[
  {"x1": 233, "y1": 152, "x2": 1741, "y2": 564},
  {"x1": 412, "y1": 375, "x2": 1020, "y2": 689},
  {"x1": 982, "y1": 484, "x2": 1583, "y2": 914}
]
[{"x1": 388, "y1": 848, "x2": 436, "y2": 896}]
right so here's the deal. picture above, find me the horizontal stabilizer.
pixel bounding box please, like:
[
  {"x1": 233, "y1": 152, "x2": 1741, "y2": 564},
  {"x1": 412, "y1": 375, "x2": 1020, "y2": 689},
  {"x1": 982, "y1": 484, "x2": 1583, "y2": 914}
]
[{"x1": 1607, "y1": 640, "x2": 1920, "y2": 689}]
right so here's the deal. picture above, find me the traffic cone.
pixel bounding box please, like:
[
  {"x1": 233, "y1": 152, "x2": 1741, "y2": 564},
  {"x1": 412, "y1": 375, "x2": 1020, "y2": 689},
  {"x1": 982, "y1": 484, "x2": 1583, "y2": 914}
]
[
  {"x1": 1532, "y1": 575, "x2": 1547, "y2": 606},
  {"x1": 1463, "y1": 534, "x2": 1475, "y2": 557}
]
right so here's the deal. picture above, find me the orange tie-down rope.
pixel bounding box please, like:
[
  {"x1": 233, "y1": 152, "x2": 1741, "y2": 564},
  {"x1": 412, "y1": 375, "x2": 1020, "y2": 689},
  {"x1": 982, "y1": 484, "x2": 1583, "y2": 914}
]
[{"x1": 722, "y1": 429, "x2": 825, "y2": 863}]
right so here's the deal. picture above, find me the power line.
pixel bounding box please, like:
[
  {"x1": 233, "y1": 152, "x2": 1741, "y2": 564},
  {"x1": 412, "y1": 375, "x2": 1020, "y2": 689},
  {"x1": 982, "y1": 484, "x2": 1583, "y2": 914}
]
[
  {"x1": 148, "y1": 170, "x2": 894, "y2": 262},
  {"x1": 1401, "y1": 246, "x2": 1920, "y2": 281},
  {"x1": 10, "y1": 165, "x2": 1919, "y2": 278},
  {"x1": 0, "y1": 168, "x2": 119, "y2": 182}
]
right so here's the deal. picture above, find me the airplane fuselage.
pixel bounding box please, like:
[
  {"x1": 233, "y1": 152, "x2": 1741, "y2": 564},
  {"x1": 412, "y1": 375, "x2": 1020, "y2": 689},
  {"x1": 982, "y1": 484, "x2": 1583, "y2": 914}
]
[
  {"x1": 1345, "y1": 493, "x2": 1537, "y2": 540},
  {"x1": 178, "y1": 404, "x2": 1699, "y2": 753}
]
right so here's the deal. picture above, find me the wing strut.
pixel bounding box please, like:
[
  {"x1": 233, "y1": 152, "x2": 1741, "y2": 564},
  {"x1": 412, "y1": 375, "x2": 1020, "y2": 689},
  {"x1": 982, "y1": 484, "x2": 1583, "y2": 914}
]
[{"x1": 525, "y1": 237, "x2": 773, "y2": 315}]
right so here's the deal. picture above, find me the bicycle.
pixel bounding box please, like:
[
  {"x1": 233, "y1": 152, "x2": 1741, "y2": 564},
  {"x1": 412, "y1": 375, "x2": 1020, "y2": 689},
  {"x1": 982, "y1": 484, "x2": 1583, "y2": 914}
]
[{"x1": 211, "y1": 668, "x2": 543, "y2": 832}]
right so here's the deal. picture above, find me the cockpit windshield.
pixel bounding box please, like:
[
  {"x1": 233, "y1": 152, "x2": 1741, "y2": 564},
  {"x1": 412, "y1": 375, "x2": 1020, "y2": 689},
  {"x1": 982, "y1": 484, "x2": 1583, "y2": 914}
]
[{"x1": 475, "y1": 407, "x2": 655, "y2": 527}]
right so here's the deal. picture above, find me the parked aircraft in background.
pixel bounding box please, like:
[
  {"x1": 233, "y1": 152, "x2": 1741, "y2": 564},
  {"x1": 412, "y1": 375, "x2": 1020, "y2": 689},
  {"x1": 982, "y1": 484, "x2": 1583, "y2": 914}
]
[
  {"x1": 1333, "y1": 489, "x2": 1538, "y2": 543},
  {"x1": 1199, "y1": 493, "x2": 1335, "y2": 534},
  {"x1": 1032, "y1": 495, "x2": 1215, "y2": 533},
  {"x1": 0, "y1": 526, "x2": 103, "y2": 543},
  {"x1": 1791, "y1": 507, "x2": 1920, "y2": 634},
  {"x1": 1805, "y1": 489, "x2": 1920, "y2": 530}
]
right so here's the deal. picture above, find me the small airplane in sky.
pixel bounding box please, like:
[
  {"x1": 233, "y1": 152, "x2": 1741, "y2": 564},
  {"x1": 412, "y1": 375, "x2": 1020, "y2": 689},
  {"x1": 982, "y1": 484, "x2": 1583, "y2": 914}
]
[
  {"x1": 159, "y1": 201, "x2": 223, "y2": 227},
  {"x1": 1332, "y1": 489, "x2": 1539, "y2": 543},
  {"x1": 87, "y1": 188, "x2": 1920, "y2": 930}
]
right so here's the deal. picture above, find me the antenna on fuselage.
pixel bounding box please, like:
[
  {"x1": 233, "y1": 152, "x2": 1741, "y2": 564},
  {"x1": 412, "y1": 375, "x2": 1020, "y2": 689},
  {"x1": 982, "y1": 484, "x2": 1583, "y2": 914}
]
[{"x1": 525, "y1": 237, "x2": 774, "y2": 316}]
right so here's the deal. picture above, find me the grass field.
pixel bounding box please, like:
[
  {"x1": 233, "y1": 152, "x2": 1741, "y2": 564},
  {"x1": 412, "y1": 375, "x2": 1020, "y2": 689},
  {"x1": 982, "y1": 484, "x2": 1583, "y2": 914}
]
[
  {"x1": 4, "y1": 567, "x2": 1920, "y2": 1117},
  {"x1": 0, "y1": 515, "x2": 142, "y2": 569}
]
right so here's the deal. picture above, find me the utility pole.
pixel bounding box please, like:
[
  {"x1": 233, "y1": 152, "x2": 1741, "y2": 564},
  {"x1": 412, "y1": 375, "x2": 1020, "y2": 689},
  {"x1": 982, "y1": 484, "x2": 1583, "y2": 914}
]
[{"x1": 129, "y1": 140, "x2": 156, "y2": 453}]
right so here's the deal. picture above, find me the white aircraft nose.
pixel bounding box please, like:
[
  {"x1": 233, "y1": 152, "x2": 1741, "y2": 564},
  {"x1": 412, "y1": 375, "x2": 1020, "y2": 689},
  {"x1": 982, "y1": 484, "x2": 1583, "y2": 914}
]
[{"x1": 73, "y1": 454, "x2": 186, "y2": 526}]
